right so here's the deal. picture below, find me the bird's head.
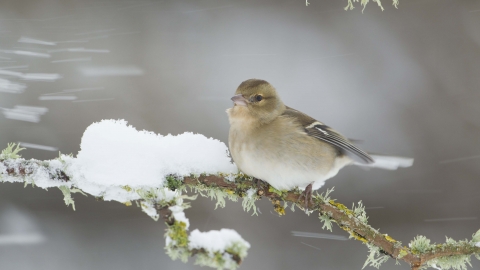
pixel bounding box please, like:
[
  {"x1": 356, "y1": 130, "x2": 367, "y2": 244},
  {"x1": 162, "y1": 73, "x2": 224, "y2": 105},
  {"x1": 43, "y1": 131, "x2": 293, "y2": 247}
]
[{"x1": 228, "y1": 79, "x2": 286, "y2": 124}]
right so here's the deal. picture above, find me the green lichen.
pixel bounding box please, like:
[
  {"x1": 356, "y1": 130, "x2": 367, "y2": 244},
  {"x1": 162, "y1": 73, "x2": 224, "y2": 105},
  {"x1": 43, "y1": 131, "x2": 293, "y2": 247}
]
[
  {"x1": 241, "y1": 189, "x2": 258, "y2": 216},
  {"x1": 218, "y1": 172, "x2": 246, "y2": 184},
  {"x1": 58, "y1": 186, "x2": 87, "y2": 211},
  {"x1": 352, "y1": 201, "x2": 368, "y2": 223},
  {"x1": 429, "y1": 255, "x2": 472, "y2": 270},
  {"x1": 189, "y1": 184, "x2": 238, "y2": 209},
  {"x1": 24, "y1": 179, "x2": 35, "y2": 188},
  {"x1": 314, "y1": 187, "x2": 334, "y2": 204},
  {"x1": 164, "y1": 221, "x2": 190, "y2": 261},
  {"x1": 319, "y1": 213, "x2": 334, "y2": 232},
  {"x1": 166, "y1": 175, "x2": 184, "y2": 191},
  {"x1": 165, "y1": 245, "x2": 190, "y2": 263},
  {"x1": 329, "y1": 200, "x2": 354, "y2": 216},
  {"x1": 210, "y1": 188, "x2": 234, "y2": 209},
  {"x1": 4, "y1": 150, "x2": 480, "y2": 270},
  {"x1": 165, "y1": 218, "x2": 248, "y2": 270},
  {"x1": 268, "y1": 186, "x2": 286, "y2": 197},
  {"x1": 165, "y1": 221, "x2": 190, "y2": 266},
  {"x1": 343, "y1": 225, "x2": 369, "y2": 244},
  {"x1": 137, "y1": 188, "x2": 178, "y2": 203},
  {"x1": 72, "y1": 188, "x2": 86, "y2": 196},
  {"x1": 122, "y1": 185, "x2": 133, "y2": 192},
  {"x1": 384, "y1": 234, "x2": 396, "y2": 244},
  {"x1": 194, "y1": 252, "x2": 237, "y2": 270},
  {"x1": 57, "y1": 153, "x2": 73, "y2": 166},
  {"x1": 397, "y1": 248, "x2": 408, "y2": 259},
  {"x1": 226, "y1": 241, "x2": 249, "y2": 259},
  {"x1": 419, "y1": 235, "x2": 480, "y2": 270},
  {"x1": 290, "y1": 202, "x2": 296, "y2": 212},
  {"x1": 273, "y1": 203, "x2": 285, "y2": 216},
  {"x1": 58, "y1": 186, "x2": 75, "y2": 210},
  {"x1": 193, "y1": 241, "x2": 249, "y2": 270},
  {"x1": 362, "y1": 244, "x2": 389, "y2": 269},
  {"x1": 168, "y1": 221, "x2": 188, "y2": 247},
  {"x1": 472, "y1": 229, "x2": 480, "y2": 244},
  {"x1": 409, "y1": 235, "x2": 434, "y2": 254},
  {"x1": 0, "y1": 143, "x2": 25, "y2": 160},
  {"x1": 137, "y1": 188, "x2": 157, "y2": 200},
  {"x1": 344, "y1": 0, "x2": 399, "y2": 12},
  {"x1": 186, "y1": 174, "x2": 259, "y2": 215}
]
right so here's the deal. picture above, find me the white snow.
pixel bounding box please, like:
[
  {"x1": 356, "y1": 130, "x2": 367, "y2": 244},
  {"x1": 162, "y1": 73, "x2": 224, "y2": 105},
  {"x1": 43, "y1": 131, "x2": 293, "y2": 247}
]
[
  {"x1": 1, "y1": 119, "x2": 237, "y2": 223},
  {"x1": 75, "y1": 119, "x2": 236, "y2": 189},
  {"x1": 188, "y1": 229, "x2": 250, "y2": 255},
  {"x1": 140, "y1": 201, "x2": 157, "y2": 218},
  {"x1": 476, "y1": 242, "x2": 480, "y2": 248},
  {"x1": 0, "y1": 162, "x2": 8, "y2": 179},
  {"x1": 33, "y1": 159, "x2": 72, "y2": 189},
  {"x1": 246, "y1": 188, "x2": 256, "y2": 199},
  {"x1": 96, "y1": 186, "x2": 135, "y2": 202},
  {"x1": 1, "y1": 159, "x2": 33, "y2": 184}
]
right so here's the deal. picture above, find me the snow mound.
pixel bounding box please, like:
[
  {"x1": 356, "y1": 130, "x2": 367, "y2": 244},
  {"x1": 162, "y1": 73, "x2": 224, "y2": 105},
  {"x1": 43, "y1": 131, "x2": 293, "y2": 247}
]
[{"x1": 75, "y1": 119, "x2": 237, "y2": 189}]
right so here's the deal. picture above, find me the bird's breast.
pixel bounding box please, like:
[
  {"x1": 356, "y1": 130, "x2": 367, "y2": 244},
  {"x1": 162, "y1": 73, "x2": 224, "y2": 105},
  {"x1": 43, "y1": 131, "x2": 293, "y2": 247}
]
[{"x1": 228, "y1": 117, "x2": 346, "y2": 190}]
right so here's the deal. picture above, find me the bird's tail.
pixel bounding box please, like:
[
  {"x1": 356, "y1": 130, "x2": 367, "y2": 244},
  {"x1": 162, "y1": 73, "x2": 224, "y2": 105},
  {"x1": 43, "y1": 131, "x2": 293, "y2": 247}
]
[{"x1": 354, "y1": 154, "x2": 413, "y2": 170}]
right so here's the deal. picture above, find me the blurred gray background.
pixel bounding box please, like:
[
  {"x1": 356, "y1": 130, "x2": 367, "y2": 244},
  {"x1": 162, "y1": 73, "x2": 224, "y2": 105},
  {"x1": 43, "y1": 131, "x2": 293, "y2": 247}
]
[{"x1": 0, "y1": 0, "x2": 479, "y2": 269}]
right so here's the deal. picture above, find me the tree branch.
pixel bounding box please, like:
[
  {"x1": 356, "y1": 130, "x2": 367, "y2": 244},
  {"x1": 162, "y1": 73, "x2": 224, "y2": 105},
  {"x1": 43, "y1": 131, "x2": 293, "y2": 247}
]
[
  {"x1": 1, "y1": 149, "x2": 479, "y2": 270},
  {"x1": 184, "y1": 175, "x2": 480, "y2": 269},
  {"x1": 344, "y1": 0, "x2": 400, "y2": 11}
]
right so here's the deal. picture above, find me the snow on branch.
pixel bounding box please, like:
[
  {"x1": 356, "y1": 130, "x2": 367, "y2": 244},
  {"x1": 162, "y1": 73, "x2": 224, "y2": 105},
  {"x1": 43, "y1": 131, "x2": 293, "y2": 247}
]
[
  {"x1": 344, "y1": 0, "x2": 399, "y2": 11},
  {"x1": 306, "y1": 0, "x2": 400, "y2": 10},
  {"x1": 0, "y1": 119, "x2": 479, "y2": 270}
]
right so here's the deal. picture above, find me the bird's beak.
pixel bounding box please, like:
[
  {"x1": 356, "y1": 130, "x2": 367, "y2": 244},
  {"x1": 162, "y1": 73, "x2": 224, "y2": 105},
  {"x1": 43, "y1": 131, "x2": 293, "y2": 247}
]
[{"x1": 231, "y1": 94, "x2": 248, "y2": 107}]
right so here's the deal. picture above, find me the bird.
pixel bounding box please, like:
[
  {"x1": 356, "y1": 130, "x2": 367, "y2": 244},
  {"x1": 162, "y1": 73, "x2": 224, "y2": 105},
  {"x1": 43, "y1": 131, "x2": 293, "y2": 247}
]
[{"x1": 226, "y1": 79, "x2": 413, "y2": 206}]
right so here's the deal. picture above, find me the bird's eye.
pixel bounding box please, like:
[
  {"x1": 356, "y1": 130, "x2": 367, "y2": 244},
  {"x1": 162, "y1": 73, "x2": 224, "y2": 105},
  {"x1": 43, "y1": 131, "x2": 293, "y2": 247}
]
[{"x1": 255, "y1": 95, "x2": 263, "y2": 102}]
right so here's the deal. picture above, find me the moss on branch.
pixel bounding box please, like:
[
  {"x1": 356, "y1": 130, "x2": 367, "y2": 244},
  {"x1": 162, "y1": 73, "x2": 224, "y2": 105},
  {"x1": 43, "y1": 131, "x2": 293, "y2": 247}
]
[
  {"x1": 1, "y1": 143, "x2": 479, "y2": 270},
  {"x1": 344, "y1": 0, "x2": 400, "y2": 11}
]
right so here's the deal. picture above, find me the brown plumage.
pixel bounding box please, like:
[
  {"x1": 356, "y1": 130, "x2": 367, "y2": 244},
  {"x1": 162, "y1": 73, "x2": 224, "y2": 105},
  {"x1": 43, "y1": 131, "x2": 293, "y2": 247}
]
[{"x1": 226, "y1": 79, "x2": 413, "y2": 193}]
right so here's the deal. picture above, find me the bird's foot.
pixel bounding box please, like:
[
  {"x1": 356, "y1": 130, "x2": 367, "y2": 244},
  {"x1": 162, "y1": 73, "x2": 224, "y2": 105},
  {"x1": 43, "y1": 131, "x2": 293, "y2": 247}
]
[{"x1": 298, "y1": 183, "x2": 314, "y2": 209}]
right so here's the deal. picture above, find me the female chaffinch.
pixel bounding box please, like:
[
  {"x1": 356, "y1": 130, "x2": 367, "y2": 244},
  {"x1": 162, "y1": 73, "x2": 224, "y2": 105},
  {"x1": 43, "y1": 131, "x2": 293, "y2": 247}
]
[{"x1": 227, "y1": 79, "x2": 413, "y2": 205}]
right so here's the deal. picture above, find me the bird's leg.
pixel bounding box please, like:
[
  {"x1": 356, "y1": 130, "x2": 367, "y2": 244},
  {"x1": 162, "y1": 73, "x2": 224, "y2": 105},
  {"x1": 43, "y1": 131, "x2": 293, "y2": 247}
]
[
  {"x1": 254, "y1": 178, "x2": 266, "y2": 196},
  {"x1": 298, "y1": 183, "x2": 314, "y2": 209}
]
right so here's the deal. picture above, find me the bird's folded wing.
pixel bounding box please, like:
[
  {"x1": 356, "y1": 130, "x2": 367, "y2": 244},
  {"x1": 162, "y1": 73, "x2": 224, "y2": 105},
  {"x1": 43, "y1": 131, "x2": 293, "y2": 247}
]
[{"x1": 283, "y1": 106, "x2": 374, "y2": 164}]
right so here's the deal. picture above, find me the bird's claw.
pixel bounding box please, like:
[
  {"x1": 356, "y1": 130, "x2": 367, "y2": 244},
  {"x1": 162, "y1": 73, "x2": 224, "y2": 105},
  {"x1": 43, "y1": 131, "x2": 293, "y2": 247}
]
[{"x1": 297, "y1": 183, "x2": 314, "y2": 209}]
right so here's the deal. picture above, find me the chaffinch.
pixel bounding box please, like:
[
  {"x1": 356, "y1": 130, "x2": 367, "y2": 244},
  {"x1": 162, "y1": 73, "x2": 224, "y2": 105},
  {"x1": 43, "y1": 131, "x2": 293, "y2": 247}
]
[{"x1": 227, "y1": 79, "x2": 413, "y2": 205}]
